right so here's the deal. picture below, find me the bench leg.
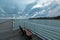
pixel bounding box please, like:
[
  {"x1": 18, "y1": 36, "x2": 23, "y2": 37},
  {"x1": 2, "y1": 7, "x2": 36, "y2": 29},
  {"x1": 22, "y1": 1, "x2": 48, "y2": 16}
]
[{"x1": 26, "y1": 35, "x2": 32, "y2": 40}]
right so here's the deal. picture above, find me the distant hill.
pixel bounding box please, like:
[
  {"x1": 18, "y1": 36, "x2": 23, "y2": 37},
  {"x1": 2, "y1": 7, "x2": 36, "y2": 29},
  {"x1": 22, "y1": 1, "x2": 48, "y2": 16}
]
[{"x1": 29, "y1": 16, "x2": 60, "y2": 20}]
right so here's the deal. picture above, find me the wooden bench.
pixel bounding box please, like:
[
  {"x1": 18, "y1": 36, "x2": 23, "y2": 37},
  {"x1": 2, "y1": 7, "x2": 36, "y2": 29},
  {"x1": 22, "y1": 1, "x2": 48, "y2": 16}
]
[{"x1": 19, "y1": 26, "x2": 32, "y2": 40}]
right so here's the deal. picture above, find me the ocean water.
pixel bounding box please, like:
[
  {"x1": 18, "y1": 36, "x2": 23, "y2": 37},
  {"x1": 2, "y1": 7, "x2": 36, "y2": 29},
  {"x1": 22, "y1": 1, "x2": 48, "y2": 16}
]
[
  {"x1": 13, "y1": 19, "x2": 60, "y2": 29},
  {"x1": 0, "y1": 19, "x2": 60, "y2": 30}
]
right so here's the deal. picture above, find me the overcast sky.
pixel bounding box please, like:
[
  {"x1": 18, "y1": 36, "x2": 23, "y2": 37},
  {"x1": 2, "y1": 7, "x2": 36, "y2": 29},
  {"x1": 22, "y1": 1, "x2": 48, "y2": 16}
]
[
  {"x1": 0, "y1": 0, "x2": 60, "y2": 18},
  {"x1": 14, "y1": 0, "x2": 60, "y2": 10},
  {"x1": 13, "y1": 0, "x2": 35, "y2": 10}
]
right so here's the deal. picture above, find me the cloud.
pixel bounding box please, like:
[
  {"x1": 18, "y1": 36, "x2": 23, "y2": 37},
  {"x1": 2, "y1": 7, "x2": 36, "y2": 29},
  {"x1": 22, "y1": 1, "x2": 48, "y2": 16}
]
[
  {"x1": 32, "y1": 0, "x2": 54, "y2": 9},
  {"x1": 31, "y1": 12, "x2": 38, "y2": 17},
  {"x1": 46, "y1": 5, "x2": 60, "y2": 17},
  {"x1": 31, "y1": 10, "x2": 46, "y2": 17},
  {"x1": 39, "y1": 10, "x2": 46, "y2": 14},
  {"x1": 55, "y1": 0, "x2": 60, "y2": 4},
  {"x1": 0, "y1": 8, "x2": 6, "y2": 13}
]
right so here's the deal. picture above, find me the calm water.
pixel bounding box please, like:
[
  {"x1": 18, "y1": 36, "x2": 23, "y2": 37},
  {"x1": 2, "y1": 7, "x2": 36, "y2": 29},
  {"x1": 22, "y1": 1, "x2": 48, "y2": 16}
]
[
  {"x1": 0, "y1": 19, "x2": 60, "y2": 30},
  {"x1": 13, "y1": 19, "x2": 60, "y2": 30}
]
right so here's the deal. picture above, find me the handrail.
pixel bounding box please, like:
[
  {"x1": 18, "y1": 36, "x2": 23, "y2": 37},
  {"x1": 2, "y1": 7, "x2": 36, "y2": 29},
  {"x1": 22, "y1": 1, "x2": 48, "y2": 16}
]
[{"x1": 0, "y1": 19, "x2": 13, "y2": 24}]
